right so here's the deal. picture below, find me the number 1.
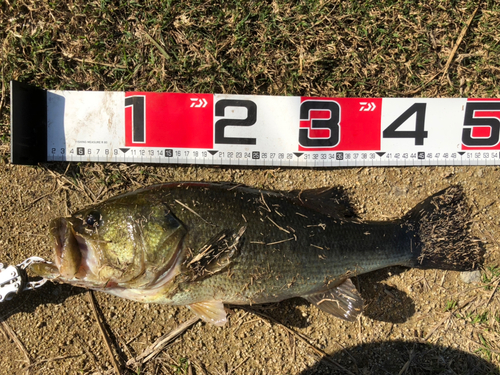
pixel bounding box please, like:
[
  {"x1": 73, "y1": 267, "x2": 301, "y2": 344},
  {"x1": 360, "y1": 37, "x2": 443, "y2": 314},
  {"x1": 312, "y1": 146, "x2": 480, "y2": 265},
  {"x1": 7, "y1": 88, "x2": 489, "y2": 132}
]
[{"x1": 125, "y1": 96, "x2": 146, "y2": 143}]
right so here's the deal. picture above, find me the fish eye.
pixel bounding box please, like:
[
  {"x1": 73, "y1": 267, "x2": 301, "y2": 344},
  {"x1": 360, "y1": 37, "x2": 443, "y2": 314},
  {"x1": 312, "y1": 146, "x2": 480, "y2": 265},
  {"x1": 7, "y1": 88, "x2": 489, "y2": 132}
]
[{"x1": 86, "y1": 211, "x2": 101, "y2": 228}]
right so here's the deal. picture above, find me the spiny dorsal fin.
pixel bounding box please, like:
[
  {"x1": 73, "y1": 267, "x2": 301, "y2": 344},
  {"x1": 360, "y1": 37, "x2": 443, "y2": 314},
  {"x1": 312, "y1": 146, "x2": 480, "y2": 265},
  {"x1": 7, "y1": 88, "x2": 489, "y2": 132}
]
[
  {"x1": 289, "y1": 187, "x2": 355, "y2": 220},
  {"x1": 185, "y1": 226, "x2": 246, "y2": 281},
  {"x1": 304, "y1": 278, "x2": 363, "y2": 321},
  {"x1": 188, "y1": 301, "x2": 227, "y2": 326}
]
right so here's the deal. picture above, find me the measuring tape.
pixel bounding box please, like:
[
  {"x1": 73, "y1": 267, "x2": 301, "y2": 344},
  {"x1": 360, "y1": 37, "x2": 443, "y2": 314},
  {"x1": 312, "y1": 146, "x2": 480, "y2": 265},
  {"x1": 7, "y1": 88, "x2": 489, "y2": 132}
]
[{"x1": 10, "y1": 81, "x2": 500, "y2": 167}]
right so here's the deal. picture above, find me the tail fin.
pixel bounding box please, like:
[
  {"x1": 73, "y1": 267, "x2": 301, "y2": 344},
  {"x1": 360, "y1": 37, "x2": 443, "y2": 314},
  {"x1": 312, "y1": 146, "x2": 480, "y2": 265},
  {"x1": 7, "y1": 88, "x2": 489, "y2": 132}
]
[{"x1": 404, "y1": 186, "x2": 483, "y2": 271}]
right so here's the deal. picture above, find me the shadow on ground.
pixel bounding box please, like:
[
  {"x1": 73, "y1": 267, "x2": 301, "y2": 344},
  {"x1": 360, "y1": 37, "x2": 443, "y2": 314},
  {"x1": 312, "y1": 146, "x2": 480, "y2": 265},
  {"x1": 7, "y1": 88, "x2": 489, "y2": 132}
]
[
  {"x1": 355, "y1": 267, "x2": 416, "y2": 323},
  {"x1": 299, "y1": 340, "x2": 499, "y2": 375},
  {"x1": 0, "y1": 282, "x2": 86, "y2": 321}
]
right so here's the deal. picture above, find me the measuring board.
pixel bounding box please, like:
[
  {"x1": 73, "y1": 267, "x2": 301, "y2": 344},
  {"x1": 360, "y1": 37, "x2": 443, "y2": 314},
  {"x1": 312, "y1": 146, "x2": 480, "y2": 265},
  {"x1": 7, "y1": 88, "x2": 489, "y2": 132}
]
[{"x1": 10, "y1": 80, "x2": 500, "y2": 167}]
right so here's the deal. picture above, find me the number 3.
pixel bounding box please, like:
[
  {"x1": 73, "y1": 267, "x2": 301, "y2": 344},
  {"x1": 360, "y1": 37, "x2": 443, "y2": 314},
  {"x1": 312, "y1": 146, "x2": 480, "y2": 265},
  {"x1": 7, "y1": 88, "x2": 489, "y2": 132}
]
[{"x1": 298, "y1": 100, "x2": 340, "y2": 148}]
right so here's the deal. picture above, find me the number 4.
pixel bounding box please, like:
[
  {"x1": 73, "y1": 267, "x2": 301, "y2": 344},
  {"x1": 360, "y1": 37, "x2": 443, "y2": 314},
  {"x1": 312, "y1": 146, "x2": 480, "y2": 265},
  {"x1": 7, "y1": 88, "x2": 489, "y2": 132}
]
[{"x1": 383, "y1": 103, "x2": 428, "y2": 146}]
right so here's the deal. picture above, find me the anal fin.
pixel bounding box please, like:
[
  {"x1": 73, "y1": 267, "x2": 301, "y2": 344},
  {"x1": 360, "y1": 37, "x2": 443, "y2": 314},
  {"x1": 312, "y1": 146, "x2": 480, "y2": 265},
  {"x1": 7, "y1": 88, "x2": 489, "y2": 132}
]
[
  {"x1": 188, "y1": 301, "x2": 227, "y2": 326},
  {"x1": 304, "y1": 278, "x2": 363, "y2": 322}
]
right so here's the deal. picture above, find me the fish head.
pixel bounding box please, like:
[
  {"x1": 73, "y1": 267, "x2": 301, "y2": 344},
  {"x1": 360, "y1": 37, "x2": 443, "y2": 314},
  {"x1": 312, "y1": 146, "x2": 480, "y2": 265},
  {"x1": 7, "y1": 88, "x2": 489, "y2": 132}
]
[{"x1": 32, "y1": 192, "x2": 187, "y2": 295}]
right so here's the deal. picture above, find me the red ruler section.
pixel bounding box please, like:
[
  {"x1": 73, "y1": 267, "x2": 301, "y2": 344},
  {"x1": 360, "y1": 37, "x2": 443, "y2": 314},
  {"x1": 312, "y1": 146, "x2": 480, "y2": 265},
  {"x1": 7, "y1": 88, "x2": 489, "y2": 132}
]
[
  {"x1": 125, "y1": 92, "x2": 214, "y2": 148},
  {"x1": 298, "y1": 98, "x2": 382, "y2": 151},
  {"x1": 461, "y1": 98, "x2": 500, "y2": 151},
  {"x1": 38, "y1": 83, "x2": 500, "y2": 166}
]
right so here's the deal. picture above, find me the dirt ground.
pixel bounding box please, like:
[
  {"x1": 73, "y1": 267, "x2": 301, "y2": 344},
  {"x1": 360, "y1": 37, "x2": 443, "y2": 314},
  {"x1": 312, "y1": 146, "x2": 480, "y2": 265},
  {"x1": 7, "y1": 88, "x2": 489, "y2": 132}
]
[
  {"x1": 1, "y1": 162, "x2": 500, "y2": 374},
  {"x1": 2, "y1": 0, "x2": 500, "y2": 374}
]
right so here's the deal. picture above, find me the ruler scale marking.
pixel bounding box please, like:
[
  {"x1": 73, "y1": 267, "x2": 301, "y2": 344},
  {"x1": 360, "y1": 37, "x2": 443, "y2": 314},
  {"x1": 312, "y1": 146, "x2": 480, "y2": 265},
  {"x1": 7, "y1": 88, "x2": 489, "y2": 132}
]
[{"x1": 9, "y1": 81, "x2": 500, "y2": 167}]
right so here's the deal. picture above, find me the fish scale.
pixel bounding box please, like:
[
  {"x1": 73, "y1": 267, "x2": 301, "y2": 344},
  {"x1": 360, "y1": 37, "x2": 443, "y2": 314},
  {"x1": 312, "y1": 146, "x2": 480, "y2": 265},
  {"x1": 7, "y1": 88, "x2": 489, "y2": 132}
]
[
  {"x1": 30, "y1": 182, "x2": 483, "y2": 325},
  {"x1": 166, "y1": 186, "x2": 414, "y2": 306}
]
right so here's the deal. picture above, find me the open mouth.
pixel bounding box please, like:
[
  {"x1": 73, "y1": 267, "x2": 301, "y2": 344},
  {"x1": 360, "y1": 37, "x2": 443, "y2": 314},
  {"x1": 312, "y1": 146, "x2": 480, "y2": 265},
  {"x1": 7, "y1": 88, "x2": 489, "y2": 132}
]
[{"x1": 49, "y1": 217, "x2": 84, "y2": 279}]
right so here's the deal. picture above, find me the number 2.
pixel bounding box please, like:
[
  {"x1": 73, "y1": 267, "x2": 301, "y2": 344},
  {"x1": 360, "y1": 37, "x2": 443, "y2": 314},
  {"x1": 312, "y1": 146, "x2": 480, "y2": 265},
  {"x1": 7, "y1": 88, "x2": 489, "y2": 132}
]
[{"x1": 214, "y1": 100, "x2": 257, "y2": 145}]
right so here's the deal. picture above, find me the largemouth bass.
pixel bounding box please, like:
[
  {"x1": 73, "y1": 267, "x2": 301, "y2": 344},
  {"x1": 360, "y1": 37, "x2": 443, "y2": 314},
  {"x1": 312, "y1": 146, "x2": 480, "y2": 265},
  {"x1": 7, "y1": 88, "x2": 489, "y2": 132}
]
[{"x1": 31, "y1": 183, "x2": 482, "y2": 325}]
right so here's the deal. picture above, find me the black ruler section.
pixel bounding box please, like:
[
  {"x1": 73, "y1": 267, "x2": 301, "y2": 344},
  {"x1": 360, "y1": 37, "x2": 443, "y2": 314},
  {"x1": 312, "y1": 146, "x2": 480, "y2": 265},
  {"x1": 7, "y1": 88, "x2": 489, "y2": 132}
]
[{"x1": 10, "y1": 81, "x2": 47, "y2": 165}]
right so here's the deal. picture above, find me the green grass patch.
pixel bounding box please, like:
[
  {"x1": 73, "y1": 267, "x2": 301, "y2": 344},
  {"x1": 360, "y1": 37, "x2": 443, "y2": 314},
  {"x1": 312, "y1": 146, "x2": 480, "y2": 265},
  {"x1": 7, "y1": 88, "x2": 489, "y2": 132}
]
[{"x1": 1, "y1": 0, "x2": 500, "y2": 151}]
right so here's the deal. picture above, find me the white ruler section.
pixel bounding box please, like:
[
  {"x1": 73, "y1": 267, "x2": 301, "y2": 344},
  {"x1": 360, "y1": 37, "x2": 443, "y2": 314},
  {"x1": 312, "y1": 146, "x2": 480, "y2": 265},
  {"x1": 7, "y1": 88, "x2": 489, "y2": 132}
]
[{"x1": 36, "y1": 88, "x2": 500, "y2": 167}]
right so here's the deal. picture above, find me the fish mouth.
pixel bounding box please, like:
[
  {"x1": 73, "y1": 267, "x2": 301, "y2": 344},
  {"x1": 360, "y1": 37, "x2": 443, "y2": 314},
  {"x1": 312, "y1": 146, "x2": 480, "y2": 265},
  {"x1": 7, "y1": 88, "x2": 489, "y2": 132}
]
[{"x1": 48, "y1": 217, "x2": 87, "y2": 280}]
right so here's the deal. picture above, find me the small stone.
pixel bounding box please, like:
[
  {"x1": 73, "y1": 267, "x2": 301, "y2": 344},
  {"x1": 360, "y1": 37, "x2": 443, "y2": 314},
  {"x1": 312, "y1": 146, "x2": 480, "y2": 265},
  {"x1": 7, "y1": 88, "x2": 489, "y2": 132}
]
[{"x1": 460, "y1": 270, "x2": 481, "y2": 284}]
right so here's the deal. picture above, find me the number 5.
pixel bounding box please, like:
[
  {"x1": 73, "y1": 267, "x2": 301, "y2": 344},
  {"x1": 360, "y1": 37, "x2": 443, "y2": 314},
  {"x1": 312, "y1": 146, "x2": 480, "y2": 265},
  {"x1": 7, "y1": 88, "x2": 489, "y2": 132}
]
[{"x1": 462, "y1": 102, "x2": 500, "y2": 147}]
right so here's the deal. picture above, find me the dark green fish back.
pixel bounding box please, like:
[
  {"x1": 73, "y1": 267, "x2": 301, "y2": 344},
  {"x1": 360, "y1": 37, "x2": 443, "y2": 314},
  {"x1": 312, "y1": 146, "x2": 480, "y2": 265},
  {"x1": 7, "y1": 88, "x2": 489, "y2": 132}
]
[
  {"x1": 131, "y1": 183, "x2": 423, "y2": 306},
  {"x1": 38, "y1": 182, "x2": 483, "y2": 325}
]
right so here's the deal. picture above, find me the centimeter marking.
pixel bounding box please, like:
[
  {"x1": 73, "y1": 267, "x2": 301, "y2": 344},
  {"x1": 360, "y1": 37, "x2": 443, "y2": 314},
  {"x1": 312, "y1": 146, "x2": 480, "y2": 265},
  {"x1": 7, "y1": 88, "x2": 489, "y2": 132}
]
[
  {"x1": 48, "y1": 148, "x2": 499, "y2": 167},
  {"x1": 10, "y1": 81, "x2": 500, "y2": 167}
]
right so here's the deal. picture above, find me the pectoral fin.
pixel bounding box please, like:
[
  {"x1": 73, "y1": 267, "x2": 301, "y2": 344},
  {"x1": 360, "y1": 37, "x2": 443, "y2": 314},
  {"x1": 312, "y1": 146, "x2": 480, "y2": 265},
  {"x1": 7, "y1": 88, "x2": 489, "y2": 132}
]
[
  {"x1": 304, "y1": 278, "x2": 363, "y2": 322},
  {"x1": 186, "y1": 226, "x2": 246, "y2": 281},
  {"x1": 188, "y1": 301, "x2": 227, "y2": 326}
]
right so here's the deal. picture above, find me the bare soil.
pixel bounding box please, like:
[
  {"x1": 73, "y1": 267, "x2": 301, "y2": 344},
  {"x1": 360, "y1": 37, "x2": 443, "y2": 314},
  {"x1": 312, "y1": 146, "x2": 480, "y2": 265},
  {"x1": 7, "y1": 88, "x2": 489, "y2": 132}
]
[
  {"x1": 1, "y1": 0, "x2": 500, "y2": 373},
  {"x1": 1, "y1": 162, "x2": 500, "y2": 374}
]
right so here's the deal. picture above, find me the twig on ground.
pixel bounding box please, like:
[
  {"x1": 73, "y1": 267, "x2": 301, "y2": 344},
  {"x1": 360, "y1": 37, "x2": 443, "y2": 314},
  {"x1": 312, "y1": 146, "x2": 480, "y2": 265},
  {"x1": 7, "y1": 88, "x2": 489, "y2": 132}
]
[
  {"x1": 0, "y1": 66, "x2": 5, "y2": 115},
  {"x1": 191, "y1": 359, "x2": 208, "y2": 375},
  {"x1": 89, "y1": 291, "x2": 122, "y2": 375},
  {"x1": 440, "y1": 270, "x2": 447, "y2": 287},
  {"x1": 46, "y1": 168, "x2": 85, "y2": 200},
  {"x1": 403, "y1": 2, "x2": 481, "y2": 95},
  {"x1": 128, "y1": 316, "x2": 200, "y2": 366},
  {"x1": 476, "y1": 218, "x2": 500, "y2": 252},
  {"x1": 441, "y1": 3, "x2": 481, "y2": 77},
  {"x1": 25, "y1": 354, "x2": 83, "y2": 371},
  {"x1": 397, "y1": 348, "x2": 416, "y2": 375},
  {"x1": 142, "y1": 31, "x2": 171, "y2": 60},
  {"x1": 62, "y1": 52, "x2": 127, "y2": 69},
  {"x1": 0, "y1": 323, "x2": 6, "y2": 340},
  {"x1": 425, "y1": 313, "x2": 453, "y2": 341},
  {"x1": 425, "y1": 297, "x2": 476, "y2": 341},
  {"x1": 227, "y1": 356, "x2": 250, "y2": 375},
  {"x1": 464, "y1": 336, "x2": 500, "y2": 355},
  {"x1": 22, "y1": 178, "x2": 58, "y2": 211},
  {"x1": 486, "y1": 278, "x2": 500, "y2": 307},
  {"x1": 1, "y1": 319, "x2": 31, "y2": 366},
  {"x1": 289, "y1": 331, "x2": 296, "y2": 363},
  {"x1": 78, "y1": 177, "x2": 97, "y2": 203},
  {"x1": 116, "y1": 334, "x2": 134, "y2": 364},
  {"x1": 125, "y1": 332, "x2": 142, "y2": 346}
]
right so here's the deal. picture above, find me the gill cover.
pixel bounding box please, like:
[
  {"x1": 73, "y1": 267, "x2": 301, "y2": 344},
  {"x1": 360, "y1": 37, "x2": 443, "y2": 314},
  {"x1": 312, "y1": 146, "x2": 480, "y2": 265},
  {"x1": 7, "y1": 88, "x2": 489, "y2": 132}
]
[{"x1": 44, "y1": 191, "x2": 188, "y2": 291}]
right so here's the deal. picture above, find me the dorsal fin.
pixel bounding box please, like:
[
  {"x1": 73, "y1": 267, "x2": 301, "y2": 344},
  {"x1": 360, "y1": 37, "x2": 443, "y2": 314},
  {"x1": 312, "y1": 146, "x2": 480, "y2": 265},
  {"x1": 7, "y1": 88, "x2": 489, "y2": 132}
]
[
  {"x1": 288, "y1": 187, "x2": 355, "y2": 220},
  {"x1": 303, "y1": 278, "x2": 363, "y2": 321},
  {"x1": 185, "y1": 226, "x2": 246, "y2": 281}
]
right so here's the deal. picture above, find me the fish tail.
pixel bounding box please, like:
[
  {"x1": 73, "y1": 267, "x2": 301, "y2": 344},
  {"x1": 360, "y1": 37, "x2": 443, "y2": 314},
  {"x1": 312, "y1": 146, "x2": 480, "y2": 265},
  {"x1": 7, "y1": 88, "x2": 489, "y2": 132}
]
[{"x1": 404, "y1": 185, "x2": 484, "y2": 271}]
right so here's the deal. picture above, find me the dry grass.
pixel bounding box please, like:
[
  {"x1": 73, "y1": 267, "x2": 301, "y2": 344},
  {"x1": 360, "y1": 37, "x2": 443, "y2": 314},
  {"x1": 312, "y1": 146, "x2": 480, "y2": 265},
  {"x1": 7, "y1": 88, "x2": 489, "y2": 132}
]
[
  {"x1": 1, "y1": 0, "x2": 499, "y2": 143},
  {"x1": 1, "y1": 1, "x2": 499, "y2": 107},
  {"x1": 2, "y1": 0, "x2": 500, "y2": 141},
  {"x1": 1, "y1": 1, "x2": 500, "y2": 374}
]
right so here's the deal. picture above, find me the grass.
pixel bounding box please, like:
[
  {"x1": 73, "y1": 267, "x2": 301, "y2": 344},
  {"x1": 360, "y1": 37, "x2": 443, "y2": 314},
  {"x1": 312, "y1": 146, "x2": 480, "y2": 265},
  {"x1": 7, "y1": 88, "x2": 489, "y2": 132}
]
[
  {"x1": 172, "y1": 357, "x2": 190, "y2": 374},
  {"x1": 1, "y1": 1, "x2": 500, "y2": 374},
  {"x1": 483, "y1": 265, "x2": 500, "y2": 289},
  {"x1": 476, "y1": 333, "x2": 494, "y2": 361},
  {"x1": 445, "y1": 299, "x2": 457, "y2": 312},
  {"x1": 1, "y1": 0, "x2": 500, "y2": 151}
]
